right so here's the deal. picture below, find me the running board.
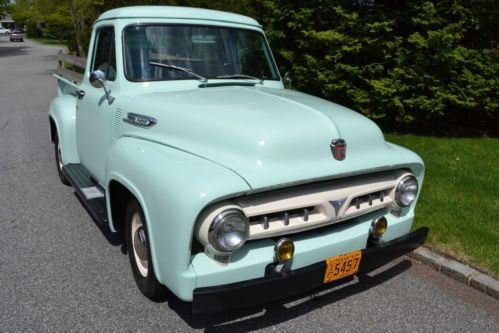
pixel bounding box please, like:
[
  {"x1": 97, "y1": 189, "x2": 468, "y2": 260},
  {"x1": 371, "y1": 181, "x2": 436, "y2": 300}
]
[{"x1": 63, "y1": 164, "x2": 108, "y2": 225}]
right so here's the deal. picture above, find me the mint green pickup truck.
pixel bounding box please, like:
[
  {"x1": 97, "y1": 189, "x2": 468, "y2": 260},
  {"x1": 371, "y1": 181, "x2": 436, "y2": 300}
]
[{"x1": 49, "y1": 6, "x2": 428, "y2": 314}]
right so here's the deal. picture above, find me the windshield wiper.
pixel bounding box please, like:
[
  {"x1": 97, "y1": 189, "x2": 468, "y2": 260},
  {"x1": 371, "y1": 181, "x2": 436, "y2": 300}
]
[
  {"x1": 216, "y1": 74, "x2": 263, "y2": 84},
  {"x1": 149, "y1": 62, "x2": 207, "y2": 82}
]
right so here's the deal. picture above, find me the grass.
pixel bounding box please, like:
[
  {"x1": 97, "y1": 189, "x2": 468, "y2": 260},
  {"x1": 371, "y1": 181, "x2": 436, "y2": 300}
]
[
  {"x1": 386, "y1": 134, "x2": 499, "y2": 276},
  {"x1": 28, "y1": 37, "x2": 67, "y2": 48}
]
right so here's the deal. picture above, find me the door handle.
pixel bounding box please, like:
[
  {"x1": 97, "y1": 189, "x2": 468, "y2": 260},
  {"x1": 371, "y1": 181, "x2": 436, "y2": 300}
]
[{"x1": 76, "y1": 90, "x2": 86, "y2": 99}]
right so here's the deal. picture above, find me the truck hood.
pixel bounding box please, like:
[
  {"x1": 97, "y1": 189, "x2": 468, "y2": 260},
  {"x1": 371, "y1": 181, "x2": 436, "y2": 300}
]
[{"x1": 121, "y1": 86, "x2": 419, "y2": 190}]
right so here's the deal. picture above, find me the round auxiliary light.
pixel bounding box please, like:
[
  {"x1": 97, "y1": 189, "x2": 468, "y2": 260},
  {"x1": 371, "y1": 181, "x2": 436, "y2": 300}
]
[
  {"x1": 395, "y1": 175, "x2": 419, "y2": 207},
  {"x1": 274, "y1": 238, "x2": 295, "y2": 263},
  {"x1": 371, "y1": 216, "x2": 388, "y2": 239},
  {"x1": 208, "y1": 209, "x2": 249, "y2": 253}
]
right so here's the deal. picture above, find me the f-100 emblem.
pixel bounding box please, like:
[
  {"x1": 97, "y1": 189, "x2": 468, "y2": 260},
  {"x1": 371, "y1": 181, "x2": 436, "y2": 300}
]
[
  {"x1": 123, "y1": 113, "x2": 157, "y2": 128},
  {"x1": 330, "y1": 139, "x2": 346, "y2": 161}
]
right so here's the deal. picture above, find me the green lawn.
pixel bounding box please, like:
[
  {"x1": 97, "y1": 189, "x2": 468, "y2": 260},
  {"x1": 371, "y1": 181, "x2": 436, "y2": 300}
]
[
  {"x1": 28, "y1": 37, "x2": 67, "y2": 48},
  {"x1": 386, "y1": 134, "x2": 499, "y2": 276}
]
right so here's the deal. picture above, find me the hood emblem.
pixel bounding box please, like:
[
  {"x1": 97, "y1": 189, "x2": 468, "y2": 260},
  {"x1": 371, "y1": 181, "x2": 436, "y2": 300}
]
[
  {"x1": 123, "y1": 113, "x2": 157, "y2": 128},
  {"x1": 330, "y1": 139, "x2": 346, "y2": 161},
  {"x1": 329, "y1": 198, "x2": 347, "y2": 216}
]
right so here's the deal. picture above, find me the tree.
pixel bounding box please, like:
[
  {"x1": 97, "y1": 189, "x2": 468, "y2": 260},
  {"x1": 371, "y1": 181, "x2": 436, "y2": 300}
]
[
  {"x1": 10, "y1": 0, "x2": 104, "y2": 56},
  {"x1": 0, "y1": 0, "x2": 8, "y2": 19},
  {"x1": 259, "y1": 0, "x2": 498, "y2": 132},
  {"x1": 68, "y1": 0, "x2": 104, "y2": 57}
]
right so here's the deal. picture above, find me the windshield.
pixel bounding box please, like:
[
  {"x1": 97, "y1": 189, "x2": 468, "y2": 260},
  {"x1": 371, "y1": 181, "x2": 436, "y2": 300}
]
[{"x1": 123, "y1": 25, "x2": 279, "y2": 82}]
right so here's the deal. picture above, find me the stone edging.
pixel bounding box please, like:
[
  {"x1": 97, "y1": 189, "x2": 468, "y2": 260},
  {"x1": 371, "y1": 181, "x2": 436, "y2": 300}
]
[{"x1": 408, "y1": 247, "x2": 498, "y2": 300}]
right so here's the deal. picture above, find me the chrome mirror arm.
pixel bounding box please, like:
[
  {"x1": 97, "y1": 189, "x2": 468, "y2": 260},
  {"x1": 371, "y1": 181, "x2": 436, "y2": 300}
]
[
  {"x1": 284, "y1": 72, "x2": 292, "y2": 89},
  {"x1": 99, "y1": 79, "x2": 115, "y2": 104}
]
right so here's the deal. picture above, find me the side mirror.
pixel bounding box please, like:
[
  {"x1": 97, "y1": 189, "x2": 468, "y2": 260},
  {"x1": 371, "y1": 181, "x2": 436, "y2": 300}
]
[
  {"x1": 89, "y1": 70, "x2": 114, "y2": 104},
  {"x1": 89, "y1": 69, "x2": 106, "y2": 88},
  {"x1": 284, "y1": 72, "x2": 292, "y2": 89}
]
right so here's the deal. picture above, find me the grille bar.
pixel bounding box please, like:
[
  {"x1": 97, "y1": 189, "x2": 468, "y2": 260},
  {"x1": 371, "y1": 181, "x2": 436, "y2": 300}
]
[
  {"x1": 250, "y1": 206, "x2": 316, "y2": 229},
  {"x1": 349, "y1": 190, "x2": 388, "y2": 210}
]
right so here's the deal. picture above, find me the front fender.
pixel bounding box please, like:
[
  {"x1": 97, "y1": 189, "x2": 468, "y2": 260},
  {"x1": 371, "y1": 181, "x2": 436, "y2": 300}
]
[
  {"x1": 105, "y1": 137, "x2": 250, "y2": 301},
  {"x1": 48, "y1": 95, "x2": 79, "y2": 164}
]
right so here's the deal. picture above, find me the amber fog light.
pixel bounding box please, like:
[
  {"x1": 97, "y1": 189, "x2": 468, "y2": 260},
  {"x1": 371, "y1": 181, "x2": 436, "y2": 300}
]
[
  {"x1": 371, "y1": 216, "x2": 388, "y2": 239},
  {"x1": 274, "y1": 238, "x2": 295, "y2": 263}
]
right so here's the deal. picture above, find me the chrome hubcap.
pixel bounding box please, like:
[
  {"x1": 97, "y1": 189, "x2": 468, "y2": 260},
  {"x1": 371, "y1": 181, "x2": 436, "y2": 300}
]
[
  {"x1": 131, "y1": 212, "x2": 148, "y2": 277},
  {"x1": 57, "y1": 142, "x2": 63, "y2": 171}
]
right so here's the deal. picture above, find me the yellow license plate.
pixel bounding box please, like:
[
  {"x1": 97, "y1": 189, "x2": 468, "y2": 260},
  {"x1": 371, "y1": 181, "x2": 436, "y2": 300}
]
[{"x1": 324, "y1": 250, "x2": 362, "y2": 284}]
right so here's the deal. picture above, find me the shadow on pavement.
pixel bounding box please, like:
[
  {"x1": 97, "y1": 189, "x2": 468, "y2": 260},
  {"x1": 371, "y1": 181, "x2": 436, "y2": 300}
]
[
  {"x1": 74, "y1": 193, "x2": 126, "y2": 252},
  {"x1": 0, "y1": 45, "x2": 31, "y2": 57},
  {"x1": 167, "y1": 259, "x2": 413, "y2": 332}
]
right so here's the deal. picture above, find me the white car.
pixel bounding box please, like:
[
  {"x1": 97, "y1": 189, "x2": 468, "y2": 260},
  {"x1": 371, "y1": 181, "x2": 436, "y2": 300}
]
[{"x1": 0, "y1": 27, "x2": 11, "y2": 34}]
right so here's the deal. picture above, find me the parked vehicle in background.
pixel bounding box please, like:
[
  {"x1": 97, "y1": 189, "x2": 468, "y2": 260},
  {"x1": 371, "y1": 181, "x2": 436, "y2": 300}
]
[
  {"x1": 0, "y1": 27, "x2": 11, "y2": 34},
  {"x1": 10, "y1": 30, "x2": 24, "y2": 42},
  {"x1": 49, "y1": 6, "x2": 428, "y2": 314}
]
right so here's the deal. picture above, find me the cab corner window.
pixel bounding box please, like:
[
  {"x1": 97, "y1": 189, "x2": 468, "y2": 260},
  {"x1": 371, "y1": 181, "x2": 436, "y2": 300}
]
[{"x1": 92, "y1": 27, "x2": 116, "y2": 81}]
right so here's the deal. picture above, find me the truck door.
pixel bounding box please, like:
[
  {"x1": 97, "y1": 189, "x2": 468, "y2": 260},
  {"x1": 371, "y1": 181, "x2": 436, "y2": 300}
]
[{"x1": 76, "y1": 26, "x2": 117, "y2": 184}]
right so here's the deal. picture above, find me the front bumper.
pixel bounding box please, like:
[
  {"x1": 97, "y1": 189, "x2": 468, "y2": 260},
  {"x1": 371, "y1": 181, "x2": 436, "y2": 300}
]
[{"x1": 192, "y1": 226, "x2": 428, "y2": 315}]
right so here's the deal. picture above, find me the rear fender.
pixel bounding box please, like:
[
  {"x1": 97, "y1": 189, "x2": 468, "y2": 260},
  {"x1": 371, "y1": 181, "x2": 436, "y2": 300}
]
[{"x1": 48, "y1": 95, "x2": 79, "y2": 164}]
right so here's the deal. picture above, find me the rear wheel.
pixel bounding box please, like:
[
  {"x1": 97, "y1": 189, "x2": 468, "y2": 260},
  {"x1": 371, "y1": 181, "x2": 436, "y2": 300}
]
[
  {"x1": 125, "y1": 198, "x2": 166, "y2": 300},
  {"x1": 54, "y1": 135, "x2": 70, "y2": 186}
]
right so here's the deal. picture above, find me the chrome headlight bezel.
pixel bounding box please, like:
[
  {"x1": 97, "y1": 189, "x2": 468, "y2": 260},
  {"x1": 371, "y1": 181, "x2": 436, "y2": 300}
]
[
  {"x1": 208, "y1": 209, "x2": 249, "y2": 253},
  {"x1": 395, "y1": 175, "x2": 419, "y2": 207}
]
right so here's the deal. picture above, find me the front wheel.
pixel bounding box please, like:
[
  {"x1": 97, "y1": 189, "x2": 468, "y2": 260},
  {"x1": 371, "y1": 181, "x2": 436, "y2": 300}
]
[
  {"x1": 125, "y1": 198, "x2": 166, "y2": 300},
  {"x1": 54, "y1": 135, "x2": 70, "y2": 186}
]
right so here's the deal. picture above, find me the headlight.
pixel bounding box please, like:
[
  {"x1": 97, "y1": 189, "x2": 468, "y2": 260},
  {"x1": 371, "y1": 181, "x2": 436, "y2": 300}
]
[
  {"x1": 208, "y1": 209, "x2": 249, "y2": 252},
  {"x1": 395, "y1": 175, "x2": 419, "y2": 207}
]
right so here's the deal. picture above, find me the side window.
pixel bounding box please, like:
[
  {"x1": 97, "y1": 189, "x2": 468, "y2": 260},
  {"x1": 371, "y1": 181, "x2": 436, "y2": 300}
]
[{"x1": 91, "y1": 27, "x2": 116, "y2": 81}]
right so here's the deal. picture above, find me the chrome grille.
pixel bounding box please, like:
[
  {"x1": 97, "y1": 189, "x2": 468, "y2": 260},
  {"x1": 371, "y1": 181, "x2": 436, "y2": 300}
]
[
  {"x1": 343, "y1": 190, "x2": 392, "y2": 216},
  {"x1": 198, "y1": 170, "x2": 411, "y2": 241},
  {"x1": 351, "y1": 190, "x2": 387, "y2": 209},
  {"x1": 236, "y1": 170, "x2": 409, "y2": 240},
  {"x1": 249, "y1": 206, "x2": 316, "y2": 230}
]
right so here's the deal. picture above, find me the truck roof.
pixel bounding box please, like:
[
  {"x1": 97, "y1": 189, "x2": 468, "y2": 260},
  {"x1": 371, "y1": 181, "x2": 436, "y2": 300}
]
[{"x1": 96, "y1": 6, "x2": 261, "y2": 27}]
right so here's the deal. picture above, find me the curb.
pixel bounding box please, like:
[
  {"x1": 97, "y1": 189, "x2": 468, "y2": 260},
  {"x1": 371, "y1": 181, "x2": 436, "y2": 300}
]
[{"x1": 408, "y1": 247, "x2": 499, "y2": 300}]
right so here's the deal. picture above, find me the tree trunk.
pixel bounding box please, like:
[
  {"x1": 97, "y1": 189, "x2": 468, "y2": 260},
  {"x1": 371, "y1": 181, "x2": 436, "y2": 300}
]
[{"x1": 69, "y1": 3, "x2": 85, "y2": 57}]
